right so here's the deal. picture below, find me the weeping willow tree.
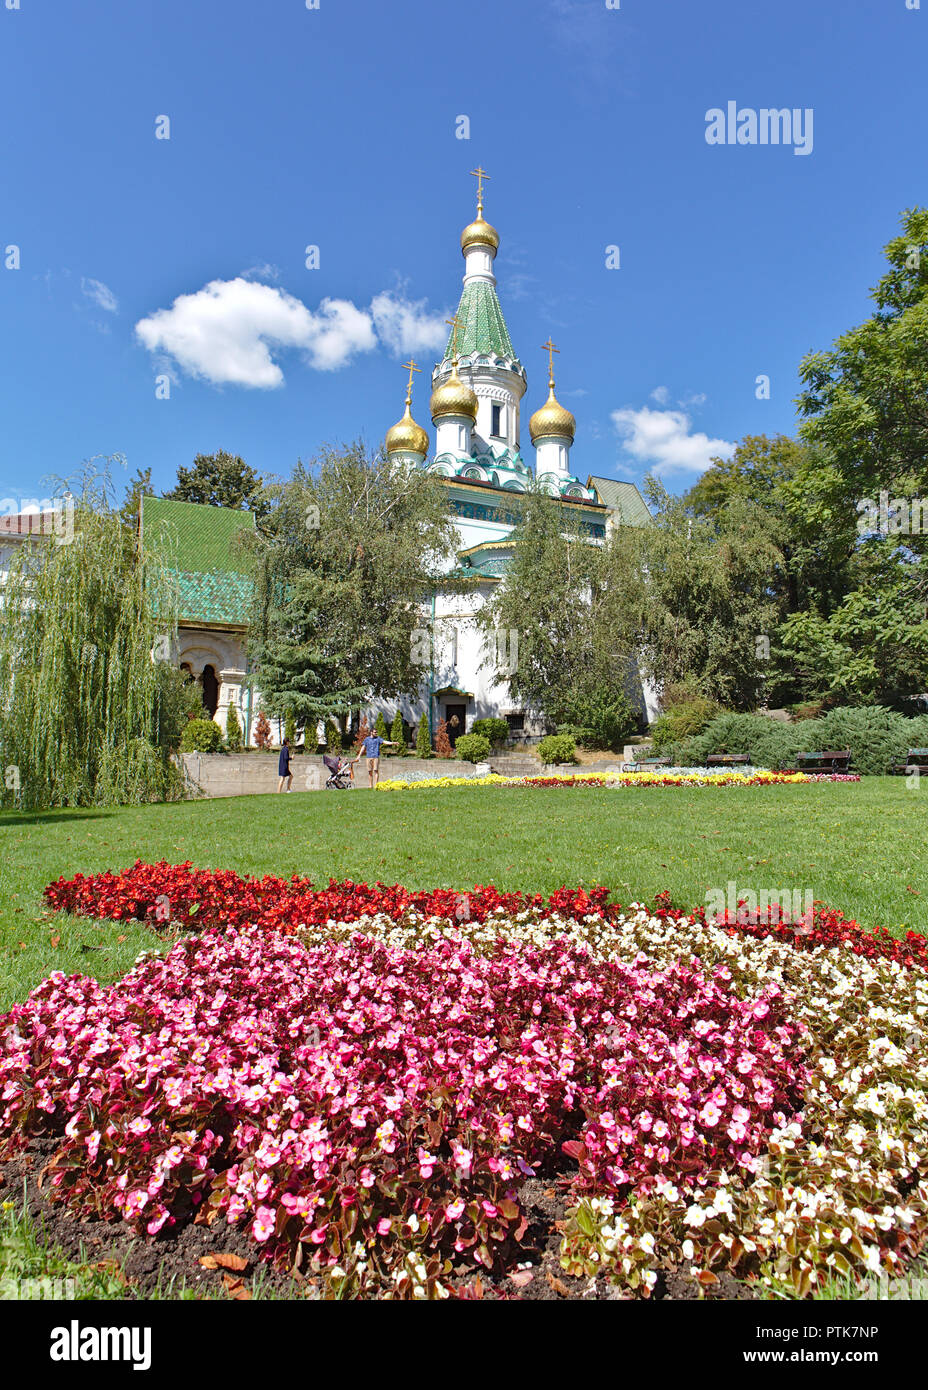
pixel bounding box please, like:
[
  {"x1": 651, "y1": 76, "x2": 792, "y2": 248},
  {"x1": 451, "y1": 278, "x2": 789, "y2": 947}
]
[{"x1": 0, "y1": 470, "x2": 187, "y2": 809}]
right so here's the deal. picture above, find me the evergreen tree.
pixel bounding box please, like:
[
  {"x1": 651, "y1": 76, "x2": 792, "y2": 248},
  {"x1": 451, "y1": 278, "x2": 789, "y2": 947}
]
[
  {"x1": 254, "y1": 711, "x2": 272, "y2": 750},
  {"x1": 375, "y1": 711, "x2": 388, "y2": 738},
  {"x1": 165, "y1": 450, "x2": 268, "y2": 517},
  {"x1": 416, "y1": 712, "x2": 431, "y2": 758},
  {"x1": 324, "y1": 717, "x2": 342, "y2": 752},
  {"x1": 284, "y1": 708, "x2": 297, "y2": 746},
  {"x1": 390, "y1": 708, "x2": 405, "y2": 754},
  {"x1": 225, "y1": 703, "x2": 243, "y2": 750}
]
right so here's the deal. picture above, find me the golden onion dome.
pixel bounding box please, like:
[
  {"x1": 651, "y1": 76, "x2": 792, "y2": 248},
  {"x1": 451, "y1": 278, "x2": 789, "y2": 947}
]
[
  {"x1": 530, "y1": 383, "x2": 576, "y2": 444},
  {"x1": 461, "y1": 211, "x2": 500, "y2": 254},
  {"x1": 430, "y1": 365, "x2": 478, "y2": 423},
  {"x1": 385, "y1": 400, "x2": 429, "y2": 457}
]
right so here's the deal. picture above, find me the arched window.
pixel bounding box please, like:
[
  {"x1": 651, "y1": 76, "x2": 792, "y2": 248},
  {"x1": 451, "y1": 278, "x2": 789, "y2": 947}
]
[{"x1": 200, "y1": 665, "x2": 219, "y2": 716}]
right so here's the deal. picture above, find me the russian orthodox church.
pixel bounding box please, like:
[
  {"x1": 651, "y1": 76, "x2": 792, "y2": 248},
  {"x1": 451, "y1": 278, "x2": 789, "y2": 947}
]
[
  {"x1": 2, "y1": 176, "x2": 654, "y2": 749},
  {"x1": 379, "y1": 172, "x2": 654, "y2": 742}
]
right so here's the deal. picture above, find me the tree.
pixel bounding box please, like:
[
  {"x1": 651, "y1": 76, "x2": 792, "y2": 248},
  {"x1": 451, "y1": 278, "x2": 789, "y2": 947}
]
[
  {"x1": 0, "y1": 468, "x2": 184, "y2": 809},
  {"x1": 390, "y1": 708, "x2": 406, "y2": 753},
  {"x1": 434, "y1": 717, "x2": 452, "y2": 758},
  {"x1": 225, "y1": 703, "x2": 243, "y2": 751},
  {"x1": 797, "y1": 207, "x2": 928, "y2": 560},
  {"x1": 612, "y1": 482, "x2": 781, "y2": 710},
  {"x1": 416, "y1": 712, "x2": 431, "y2": 758},
  {"x1": 375, "y1": 711, "x2": 388, "y2": 738},
  {"x1": 684, "y1": 434, "x2": 854, "y2": 619},
  {"x1": 166, "y1": 450, "x2": 268, "y2": 517},
  {"x1": 284, "y1": 708, "x2": 297, "y2": 747},
  {"x1": 254, "y1": 711, "x2": 272, "y2": 750},
  {"x1": 324, "y1": 717, "x2": 342, "y2": 752},
  {"x1": 479, "y1": 483, "x2": 643, "y2": 728},
  {"x1": 354, "y1": 716, "x2": 371, "y2": 753},
  {"x1": 119, "y1": 466, "x2": 155, "y2": 543},
  {"x1": 246, "y1": 443, "x2": 462, "y2": 727},
  {"x1": 774, "y1": 541, "x2": 928, "y2": 707}
]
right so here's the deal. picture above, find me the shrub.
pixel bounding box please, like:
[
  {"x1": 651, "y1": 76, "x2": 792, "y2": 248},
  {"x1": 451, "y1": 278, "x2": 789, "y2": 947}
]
[
  {"x1": 284, "y1": 709, "x2": 297, "y2": 747},
  {"x1": 375, "y1": 711, "x2": 388, "y2": 739},
  {"x1": 470, "y1": 717, "x2": 509, "y2": 748},
  {"x1": 650, "y1": 695, "x2": 722, "y2": 750},
  {"x1": 324, "y1": 718, "x2": 342, "y2": 753},
  {"x1": 390, "y1": 709, "x2": 406, "y2": 755},
  {"x1": 179, "y1": 718, "x2": 224, "y2": 754},
  {"x1": 538, "y1": 733, "x2": 578, "y2": 765},
  {"x1": 558, "y1": 689, "x2": 638, "y2": 749},
  {"x1": 416, "y1": 712, "x2": 431, "y2": 758},
  {"x1": 225, "y1": 704, "x2": 243, "y2": 751},
  {"x1": 254, "y1": 711, "x2": 272, "y2": 751},
  {"x1": 434, "y1": 718, "x2": 453, "y2": 758},
  {"x1": 353, "y1": 717, "x2": 371, "y2": 753},
  {"x1": 455, "y1": 733, "x2": 491, "y2": 764},
  {"x1": 816, "y1": 705, "x2": 910, "y2": 777}
]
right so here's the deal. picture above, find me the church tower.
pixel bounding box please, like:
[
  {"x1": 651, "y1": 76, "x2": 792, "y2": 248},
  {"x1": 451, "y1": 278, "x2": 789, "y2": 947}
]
[{"x1": 429, "y1": 168, "x2": 531, "y2": 489}]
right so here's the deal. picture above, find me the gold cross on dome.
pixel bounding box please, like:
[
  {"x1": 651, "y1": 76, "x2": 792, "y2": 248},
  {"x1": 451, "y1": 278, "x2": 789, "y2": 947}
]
[
  {"x1": 469, "y1": 165, "x2": 491, "y2": 211},
  {"x1": 541, "y1": 336, "x2": 560, "y2": 383},
  {"x1": 445, "y1": 314, "x2": 464, "y2": 363},
  {"x1": 401, "y1": 358, "x2": 421, "y2": 402}
]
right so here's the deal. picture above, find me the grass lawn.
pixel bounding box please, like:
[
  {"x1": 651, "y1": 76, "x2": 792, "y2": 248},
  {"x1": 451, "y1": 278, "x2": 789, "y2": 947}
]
[{"x1": 1, "y1": 777, "x2": 925, "y2": 1012}]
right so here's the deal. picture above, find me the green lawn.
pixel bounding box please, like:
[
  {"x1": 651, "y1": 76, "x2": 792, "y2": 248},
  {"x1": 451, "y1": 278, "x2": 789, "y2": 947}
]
[{"x1": 1, "y1": 778, "x2": 925, "y2": 1011}]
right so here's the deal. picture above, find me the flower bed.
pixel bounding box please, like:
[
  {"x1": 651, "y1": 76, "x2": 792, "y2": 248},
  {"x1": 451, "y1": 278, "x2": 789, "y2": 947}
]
[
  {"x1": 376, "y1": 768, "x2": 860, "y2": 790},
  {"x1": 5, "y1": 870, "x2": 926, "y2": 1299}
]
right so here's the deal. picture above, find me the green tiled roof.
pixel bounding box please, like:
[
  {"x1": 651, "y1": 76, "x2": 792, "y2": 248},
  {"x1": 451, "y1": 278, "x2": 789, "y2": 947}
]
[
  {"x1": 444, "y1": 280, "x2": 516, "y2": 361},
  {"x1": 586, "y1": 477, "x2": 652, "y2": 527},
  {"x1": 141, "y1": 496, "x2": 257, "y2": 626}
]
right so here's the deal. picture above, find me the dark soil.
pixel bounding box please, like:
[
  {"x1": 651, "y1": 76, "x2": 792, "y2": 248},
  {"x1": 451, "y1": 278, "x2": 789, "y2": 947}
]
[{"x1": 1, "y1": 1135, "x2": 755, "y2": 1302}]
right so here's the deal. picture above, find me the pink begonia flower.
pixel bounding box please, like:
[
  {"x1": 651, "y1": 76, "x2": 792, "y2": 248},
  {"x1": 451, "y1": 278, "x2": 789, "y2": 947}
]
[
  {"x1": 446, "y1": 1199, "x2": 466, "y2": 1220},
  {"x1": 252, "y1": 1206, "x2": 276, "y2": 1242}
]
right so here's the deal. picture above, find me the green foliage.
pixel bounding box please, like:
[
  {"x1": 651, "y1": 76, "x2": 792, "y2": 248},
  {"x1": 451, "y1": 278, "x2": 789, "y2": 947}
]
[
  {"x1": 390, "y1": 709, "x2": 406, "y2": 754},
  {"x1": 555, "y1": 687, "x2": 638, "y2": 750},
  {"x1": 615, "y1": 484, "x2": 781, "y2": 710},
  {"x1": 179, "y1": 719, "x2": 224, "y2": 754},
  {"x1": 416, "y1": 712, "x2": 432, "y2": 759},
  {"x1": 670, "y1": 704, "x2": 928, "y2": 776},
  {"x1": 247, "y1": 443, "x2": 461, "y2": 724},
  {"x1": 165, "y1": 449, "x2": 268, "y2": 518},
  {"x1": 470, "y1": 717, "x2": 509, "y2": 747},
  {"x1": 324, "y1": 718, "x2": 342, "y2": 753},
  {"x1": 798, "y1": 207, "x2": 928, "y2": 561},
  {"x1": 454, "y1": 733, "x2": 491, "y2": 764},
  {"x1": 479, "y1": 483, "x2": 642, "y2": 730},
  {"x1": 284, "y1": 709, "x2": 297, "y2": 747},
  {"x1": 650, "y1": 694, "x2": 723, "y2": 750},
  {"x1": 0, "y1": 469, "x2": 184, "y2": 810},
  {"x1": 225, "y1": 703, "x2": 243, "y2": 751},
  {"x1": 538, "y1": 734, "x2": 578, "y2": 766},
  {"x1": 375, "y1": 711, "x2": 388, "y2": 738}
]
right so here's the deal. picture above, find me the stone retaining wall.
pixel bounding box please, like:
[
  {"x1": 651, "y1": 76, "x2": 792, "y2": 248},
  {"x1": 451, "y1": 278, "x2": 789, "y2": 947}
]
[{"x1": 178, "y1": 754, "x2": 618, "y2": 799}]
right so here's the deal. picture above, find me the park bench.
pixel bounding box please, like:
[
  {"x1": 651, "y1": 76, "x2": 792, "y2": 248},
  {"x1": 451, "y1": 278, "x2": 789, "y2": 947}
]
[
  {"x1": 621, "y1": 755, "x2": 672, "y2": 772},
  {"x1": 706, "y1": 753, "x2": 750, "y2": 766},
  {"x1": 888, "y1": 748, "x2": 928, "y2": 775},
  {"x1": 796, "y1": 749, "x2": 852, "y2": 773}
]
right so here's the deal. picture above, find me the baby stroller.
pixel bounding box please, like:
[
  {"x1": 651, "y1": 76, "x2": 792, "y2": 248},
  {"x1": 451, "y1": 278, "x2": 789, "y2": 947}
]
[{"x1": 323, "y1": 754, "x2": 353, "y2": 790}]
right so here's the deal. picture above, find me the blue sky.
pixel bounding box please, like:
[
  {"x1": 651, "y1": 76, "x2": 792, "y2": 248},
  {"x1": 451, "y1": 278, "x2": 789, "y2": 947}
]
[{"x1": 1, "y1": 0, "x2": 926, "y2": 506}]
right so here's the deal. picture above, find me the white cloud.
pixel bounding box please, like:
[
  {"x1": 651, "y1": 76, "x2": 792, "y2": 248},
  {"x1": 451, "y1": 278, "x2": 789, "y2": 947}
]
[
  {"x1": 650, "y1": 385, "x2": 670, "y2": 405},
  {"x1": 611, "y1": 405, "x2": 734, "y2": 479},
  {"x1": 135, "y1": 280, "x2": 452, "y2": 387},
  {"x1": 370, "y1": 291, "x2": 448, "y2": 357},
  {"x1": 134, "y1": 278, "x2": 377, "y2": 387},
  {"x1": 81, "y1": 277, "x2": 118, "y2": 313}
]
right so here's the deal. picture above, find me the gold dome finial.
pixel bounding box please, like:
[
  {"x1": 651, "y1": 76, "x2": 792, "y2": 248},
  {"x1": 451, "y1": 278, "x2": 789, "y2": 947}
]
[
  {"x1": 461, "y1": 165, "x2": 500, "y2": 254},
  {"x1": 430, "y1": 315, "x2": 478, "y2": 422},
  {"x1": 386, "y1": 358, "x2": 429, "y2": 457},
  {"x1": 530, "y1": 337, "x2": 576, "y2": 444}
]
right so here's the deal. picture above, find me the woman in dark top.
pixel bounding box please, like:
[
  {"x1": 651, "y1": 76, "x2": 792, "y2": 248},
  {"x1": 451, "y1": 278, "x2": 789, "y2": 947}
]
[{"x1": 277, "y1": 737, "x2": 293, "y2": 793}]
